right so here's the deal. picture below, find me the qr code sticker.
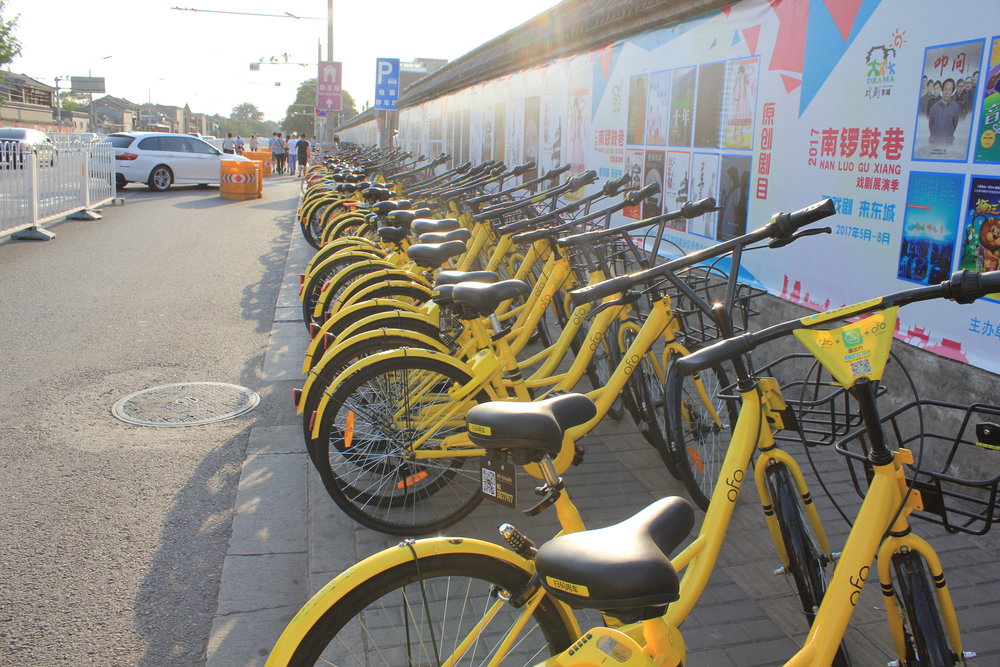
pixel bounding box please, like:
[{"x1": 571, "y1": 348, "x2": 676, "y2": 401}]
[
  {"x1": 482, "y1": 468, "x2": 497, "y2": 497},
  {"x1": 850, "y1": 358, "x2": 872, "y2": 378}
]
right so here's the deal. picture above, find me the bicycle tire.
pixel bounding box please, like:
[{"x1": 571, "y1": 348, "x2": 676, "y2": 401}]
[
  {"x1": 666, "y1": 362, "x2": 736, "y2": 510},
  {"x1": 285, "y1": 552, "x2": 575, "y2": 666},
  {"x1": 301, "y1": 253, "x2": 384, "y2": 328},
  {"x1": 767, "y1": 463, "x2": 851, "y2": 667},
  {"x1": 301, "y1": 332, "x2": 443, "y2": 444},
  {"x1": 313, "y1": 355, "x2": 490, "y2": 535},
  {"x1": 584, "y1": 325, "x2": 625, "y2": 421},
  {"x1": 892, "y1": 551, "x2": 954, "y2": 666}
]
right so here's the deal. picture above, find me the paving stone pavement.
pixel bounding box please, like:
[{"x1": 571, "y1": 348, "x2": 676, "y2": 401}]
[{"x1": 205, "y1": 207, "x2": 1000, "y2": 666}]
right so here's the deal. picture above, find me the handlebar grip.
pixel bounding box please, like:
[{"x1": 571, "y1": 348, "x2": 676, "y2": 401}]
[
  {"x1": 507, "y1": 161, "x2": 536, "y2": 177},
  {"x1": 567, "y1": 169, "x2": 599, "y2": 190},
  {"x1": 569, "y1": 275, "x2": 634, "y2": 309},
  {"x1": 625, "y1": 182, "x2": 661, "y2": 205},
  {"x1": 603, "y1": 173, "x2": 633, "y2": 196},
  {"x1": 945, "y1": 270, "x2": 1000, "y2": 304},
  {"x1": 771, "y1": 198, "x2": 836, "y2": 237},
  {"x1": 680, "y1": 197, "x2": 716, "y2": 218},
  {"x1": 672, "y1": 335, "x2": 755, "y2": 377},
  {"x1": 544, "y1": 164, "x2": 572, "y2": 179}
]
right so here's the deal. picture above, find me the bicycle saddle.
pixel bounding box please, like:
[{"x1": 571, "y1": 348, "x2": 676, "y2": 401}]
[
  {"x1": 451, "y1": 279, "x2": 529, "y2": 318},
  {"x1": 406, "y1": 240, "x2": 468, "y2": 268},
  {"x1": 374, "y1": 200, "x2": 407, "y2": 216},
  {"x1": 466, "y1": 393, "x2": 596, "y2": 462},
  {"x1": 376, "y1": 226, "x2": 408, "y2": 243},
  {"x1": 435, "y1": 270, "x2": 500, "y2": 285},
  {"x1": 419, "y1": 228, "x2": 472, "y2": 244},
  {"x1": 386, "y1": 208, "x2": 432, "y2": 229},
  {"x1": 535, "y1": 496, "x2": 694, "y2": 618},
  {"x1": 411, "y1": 218, "x2": 460, "y2": 235}
]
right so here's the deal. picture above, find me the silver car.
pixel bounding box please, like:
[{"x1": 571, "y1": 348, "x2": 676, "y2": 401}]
[{"x1": 0, "y1": 127, "x2": 58, "y2": 169}]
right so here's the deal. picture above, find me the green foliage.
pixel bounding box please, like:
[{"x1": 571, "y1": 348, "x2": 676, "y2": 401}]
[
  {"x1": 231, "y1": 102, "x2": 264, "y2": 122},
  {"x1": 0, "y1": 0, "x2": 21, "y2": 68},
  {"x1": 280, "y1": 78, "x2": 357, "y2": 135},
  {"x1": 60, "y1": 91, "x2": 89, "y2": 111}
]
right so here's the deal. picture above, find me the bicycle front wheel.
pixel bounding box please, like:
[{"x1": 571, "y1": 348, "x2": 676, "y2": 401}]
[
  {"x1": 667, "y1": 362, "x2": 736, "y2": 510},
  {"x1": 892, "y1": 551, "x2": 953, "y2": 666},
  {"x1": 281, "y1": 552, "x2": 576, "y2": 666},
  {"x1": 313, "y1": 355, "x2": 490, "y2": 535},
  {"x1": 767, "y1": 463, "x2": 851, "y2": 667}
]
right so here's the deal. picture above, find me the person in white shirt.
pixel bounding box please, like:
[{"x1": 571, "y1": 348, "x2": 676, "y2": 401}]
[{"x1": 222, "y1": 133, "x2": 236, "y2": 154}]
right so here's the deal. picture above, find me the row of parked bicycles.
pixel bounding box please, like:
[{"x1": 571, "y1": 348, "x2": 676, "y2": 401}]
[{"x1": 265, "y1": 143, "x2": 1000, "y2": 666}]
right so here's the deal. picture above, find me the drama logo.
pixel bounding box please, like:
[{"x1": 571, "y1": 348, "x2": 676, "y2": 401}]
[{"x1": 864, "y1": 29, "x2": 905, "y2": 100}]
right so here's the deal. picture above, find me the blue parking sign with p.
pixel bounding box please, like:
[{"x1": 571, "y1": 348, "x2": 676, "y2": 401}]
[{"x1": 374, "y1": 58, "x2": 401, "y2": 110}]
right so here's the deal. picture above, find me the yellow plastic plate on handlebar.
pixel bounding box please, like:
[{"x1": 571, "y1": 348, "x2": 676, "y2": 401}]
[{"x1": 793, "y1": 307, "x2": 898, "y2": 388}]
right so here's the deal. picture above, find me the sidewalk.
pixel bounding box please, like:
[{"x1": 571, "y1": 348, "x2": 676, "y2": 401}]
[{"x1": 205, "y1": 200, "x2": 1000, "y2": 666}]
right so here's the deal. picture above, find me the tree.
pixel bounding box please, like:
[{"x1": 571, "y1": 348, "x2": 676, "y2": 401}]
[
  {"x1": 231, "y1": 102, "x2": 264, "y2": 122},
  {"x1": 280, "y1": 78, "x2": 357, "y2": 136},
  {"x1": 0, "y1": 0, "x2": 20, "y2": 67}
]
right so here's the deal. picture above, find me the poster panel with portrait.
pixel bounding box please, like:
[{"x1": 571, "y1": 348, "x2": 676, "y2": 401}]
[
  {"x1": 912, "y1": 39, "x2": 984, "y2": 162},
  {"x1": 643, "y1": 150, "x2": 666, "y2": 219},
  {"x1": 723, "y1": 57, "x2": 758, "y2": 150},
  {"x1": 688, "y1": 153, "x2": 720, "y2": 237},
  {"x1": 646, "y1": 70, "x2": 671, "y2": 146}
]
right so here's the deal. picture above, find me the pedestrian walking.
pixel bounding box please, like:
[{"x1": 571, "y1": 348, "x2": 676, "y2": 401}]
[
  {"x1": 296, "y1": 135, "x2": 311, "y2": 177},
  {"x1": 249, "y1": 135, "x2": 260, "y2": 151},
  {"x1": 286, "y1": 133, "x2": 298, "y2": 162},
  {"x1": 222, "y1": 133, "x2": 236, "y2": 154},
  {"x1": 269, "y1": 132, "x2": 287, "y2": 174}
]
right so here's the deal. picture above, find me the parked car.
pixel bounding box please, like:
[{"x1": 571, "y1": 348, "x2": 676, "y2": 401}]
[
  {"x1": 0, "y1": 127, "x2": 58, "y2": 168},
  {"x1": 103, "y1": 132, "x2": 250, "y2": 191}
]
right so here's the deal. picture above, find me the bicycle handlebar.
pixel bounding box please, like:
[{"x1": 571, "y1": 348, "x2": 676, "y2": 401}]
[
  {"x1": 568, "y1": 198, "x2": 836, "y2": 308},
  {"x1": 672, "y1": 269, "x2": 1000, "y2": 377},
  {"x1": 556, "y1": 197, "x2": 715, "y2": 249}
]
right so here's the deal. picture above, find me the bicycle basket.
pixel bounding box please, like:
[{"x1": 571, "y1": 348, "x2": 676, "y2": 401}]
[
  {"x1": 835, "y1": 400, "x2": 1000, "y2": 535},
  {"x1": 718, "y1": 352, "x2": 864, "y2": 448},
  {"x1": 668, "y1": 266, "x2": 766, "y2": 348}
]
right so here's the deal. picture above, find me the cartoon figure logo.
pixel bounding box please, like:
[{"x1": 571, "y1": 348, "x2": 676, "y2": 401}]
[
  {"x1": 842, "y1": 327, "x2": 864, "y2": 348},
  {"x1": 864, "y1": 29, "x2": 904, "y2": 100}
]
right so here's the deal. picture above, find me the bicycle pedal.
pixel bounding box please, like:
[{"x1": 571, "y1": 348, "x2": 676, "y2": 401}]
[{"x1": 572, "y1": 444, "x2": 585, "y2": 466}]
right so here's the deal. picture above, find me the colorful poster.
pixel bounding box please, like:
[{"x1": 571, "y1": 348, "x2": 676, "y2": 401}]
[
  {"x1": 669, "y1": 67, "x2": 696, "y2": 147},
  {"x1": 717, "y1": 155, "x2": 751, "y2": 240},
  {"x1": 694, "y1": 62, "x2": 726, "y2": 148},
  {"x1": 623, "y1": 149, "x2": 645, "y2": 219},
  {"x1": 541, "y1": 95, "x2": 563, "y2": 171},
  {"x1": 974, "y1": 36, "x2": 1000, "y2": 164},
  {"x1": 646, "y1": 70, "x2": 671, "y2": 146},
  {"x1": 688, "y1": 153, "x2": 720, "y2": 237},
  {"x1": 913, "y1": 39, "x2": 985, "y2": 162},
  {"x1": 897, "y1": 171, "x2": 965, "y2": 285},
  {"x1": 567, "y1": 89, "x2": 589, "y2": 175},
  {"x1": 723, "y1": 57, "x2": 758, "y2": 149},
  {"x1": 958, "y1": 177, "x2": 1000, "y2": 294},
  {"x1": 664, "y1": 151, "x2": 691, "y2": 229},
  {"x1": 627, "y1": 74, "x2": 648, "y2": 145},
  {"x1": 643, "y1": 150, "x2": 666, "y2": 219}
]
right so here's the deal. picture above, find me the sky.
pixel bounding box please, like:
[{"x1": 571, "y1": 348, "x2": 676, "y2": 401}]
[{"x1": 3, "y1": 0, "x2": 566, "y2": 122}]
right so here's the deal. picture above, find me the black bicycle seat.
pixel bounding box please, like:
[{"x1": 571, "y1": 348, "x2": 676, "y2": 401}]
[
  {"x1": 377, "y1": 226, "x2": 408, "y2": 243},
  {"x1": 451, "y1": 279, "x2": 528, "y2": 318},
  {"x1": 435, "y1": 270, "x2": 500, "y2": 286},
  {"x1": 406, "y1": 240, "x2": 467, "y2": 268},
  {"x1": 535, "y1": 496, "x2": 694, "y2": 616},
  {"x1": 466, "y1": 393, "x2": 596, "y2": 461},
  {"x1": 419, "y1": 228, "x2": 472, "y2": 245},
  {"x1": 412, "y1": 218, "x2": 460, "y2": 235}
]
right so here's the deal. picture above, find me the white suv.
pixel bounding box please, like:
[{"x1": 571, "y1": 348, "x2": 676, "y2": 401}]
[{"x1": 104, "y1": 132, "x2": 250, "y2": 191}]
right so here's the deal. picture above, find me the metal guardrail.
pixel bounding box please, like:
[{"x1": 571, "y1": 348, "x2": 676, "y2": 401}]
[{"x1": 0, "y1": 137, "x2": 117, "y2": 241}]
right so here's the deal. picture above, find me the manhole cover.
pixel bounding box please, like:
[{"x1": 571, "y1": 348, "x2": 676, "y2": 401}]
[{"x1": 112, "y1": 382, "x2": 260, "y2": 427}]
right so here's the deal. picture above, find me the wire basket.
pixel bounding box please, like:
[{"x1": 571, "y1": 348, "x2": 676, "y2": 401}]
[
  {"x1": 717, "y1": 352, "x2": 865, "y2": 448},
  {"x1": 667, "y1": 266, "x2": 767, "y2": 348},
  {"x1": 835, "y1": 400, "x2": 1000, "y2": 535}
]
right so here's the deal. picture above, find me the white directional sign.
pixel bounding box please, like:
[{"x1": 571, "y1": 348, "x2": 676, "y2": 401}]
[{"x1": 316, "y1": 61, "x2": 342, "y2": 113}]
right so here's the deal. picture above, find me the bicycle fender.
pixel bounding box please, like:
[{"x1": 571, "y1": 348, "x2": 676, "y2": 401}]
[
  {"x1": 312, "y1": 262, "x2": 410, "y2": 315},
  {"x1": 302, "y1": 240, "x2": 383, "y2": 277},
  {"x1": 311, "y1": 348, "x2": 485, "y2": 439},
  {"x1": 334, "y1": 278, "x2": 433, "y2": 314},
  {"x1": 299, "y1": 329, "x2": 449, "y2": 414},
  {"x1": 303, "y1": 251, "x2": 391, "y2": 290},
  {"x1": 264, "y1": 538, "x2": 575, "y2": 667},
  {"x1": 302, "y1": 298, "x2": 426, "y2": 372}
]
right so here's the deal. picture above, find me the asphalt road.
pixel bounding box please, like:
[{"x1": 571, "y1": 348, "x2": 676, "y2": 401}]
[{"x1": 0, "y1": 178, "x2": 302, "y2": 666}]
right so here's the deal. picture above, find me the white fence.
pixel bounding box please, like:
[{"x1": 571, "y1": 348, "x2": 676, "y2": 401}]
[{"x1": 0, "y1": 136, "x2": 117, "y2": 240}]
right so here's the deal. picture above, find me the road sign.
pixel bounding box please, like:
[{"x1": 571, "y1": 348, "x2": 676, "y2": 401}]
[
  {"x1": 316, "y1": 61, "x2": 342, "y2": 112},
  {"x1": 71, "y1": 76, "x2": 105, "y2": 94},
  {"x1": 374, "y1": 58, "x2": 400, "y2": 111}
]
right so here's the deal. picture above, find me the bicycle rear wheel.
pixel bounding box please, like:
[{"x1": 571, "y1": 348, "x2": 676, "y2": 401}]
[
  {"x1": 892, "y1": 551, "x2": 954, "y2": 666},
  {"x1": 313, "y1": 355, "x2": 490, "y2": 535},
  {"x1": 283, "y1": 552, "x2": 576, "y2": 666},
  {"x1": 666, "y1": 362, "x2": 736, "y2": 510},
  {"x1": 766, "y1": 463, "x2": 851, "y2": 667}
]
